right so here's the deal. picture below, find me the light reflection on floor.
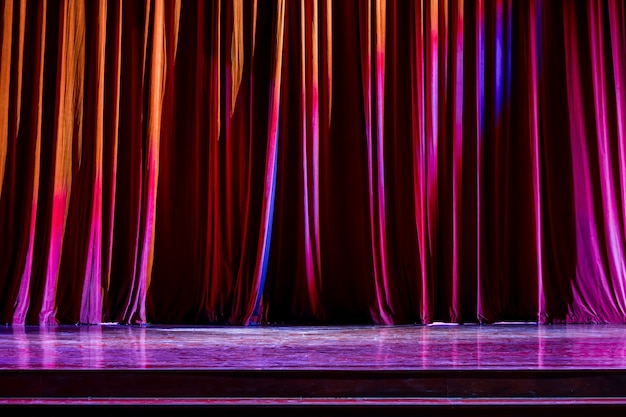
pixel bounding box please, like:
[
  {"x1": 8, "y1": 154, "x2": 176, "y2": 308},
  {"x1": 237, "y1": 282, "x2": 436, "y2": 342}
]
[{"x1": 1, "y1": 323, "x2": 625, "y2": 370}]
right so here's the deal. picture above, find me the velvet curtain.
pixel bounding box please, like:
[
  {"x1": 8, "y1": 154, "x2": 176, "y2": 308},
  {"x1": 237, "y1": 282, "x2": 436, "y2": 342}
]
[{"x1": 0, "y1": 0, "x2": 625, "y2": 326}]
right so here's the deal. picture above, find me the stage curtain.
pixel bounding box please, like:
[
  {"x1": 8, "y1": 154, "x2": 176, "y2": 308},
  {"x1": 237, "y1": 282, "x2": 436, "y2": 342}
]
[{"x1": 1, "y1": 0, "x2": 625, "y2": 325}]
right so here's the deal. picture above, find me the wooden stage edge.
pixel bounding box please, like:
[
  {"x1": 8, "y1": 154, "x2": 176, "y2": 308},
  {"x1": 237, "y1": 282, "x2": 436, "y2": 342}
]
[{"x1": 2, "y1": 369, "x2": 626, "y2": 414}]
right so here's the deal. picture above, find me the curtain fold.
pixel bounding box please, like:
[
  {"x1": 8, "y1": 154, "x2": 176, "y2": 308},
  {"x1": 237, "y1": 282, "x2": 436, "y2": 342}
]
[{"x1": 1, "y1": 0, "x2": 625, "y2": 325}]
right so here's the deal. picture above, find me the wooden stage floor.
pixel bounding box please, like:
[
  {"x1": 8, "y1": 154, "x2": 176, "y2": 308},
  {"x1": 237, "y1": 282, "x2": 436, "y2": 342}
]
[{"x1": 1, "y1": 323, "x2": 626, "y2": 416}]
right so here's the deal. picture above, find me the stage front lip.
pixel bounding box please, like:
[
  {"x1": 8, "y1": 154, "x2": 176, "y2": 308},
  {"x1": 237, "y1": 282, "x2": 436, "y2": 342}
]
[{"x1": 1, "y1": 368, "x2": 626, "y2": 399}]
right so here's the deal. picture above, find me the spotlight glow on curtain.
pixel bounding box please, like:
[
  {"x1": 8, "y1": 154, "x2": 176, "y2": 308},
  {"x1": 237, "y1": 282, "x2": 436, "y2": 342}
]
[{"x1": 0, "y1": 0, "x2": 625, "y2": 325}]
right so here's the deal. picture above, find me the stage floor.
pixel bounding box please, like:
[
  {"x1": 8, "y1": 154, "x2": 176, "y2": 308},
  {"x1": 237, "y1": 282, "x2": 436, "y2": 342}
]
[
  {"x1": 2, "y1": 323, "x2": 626, "y2": 416},
  {"x1": 1, "y1": 322, "x2": 626, "y2": 370}
]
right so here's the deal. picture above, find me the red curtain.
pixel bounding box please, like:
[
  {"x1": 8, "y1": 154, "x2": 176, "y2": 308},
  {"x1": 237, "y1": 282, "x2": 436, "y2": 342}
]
[{"x1": 1, "y1": 0, "x2": 625, "y2": 326}]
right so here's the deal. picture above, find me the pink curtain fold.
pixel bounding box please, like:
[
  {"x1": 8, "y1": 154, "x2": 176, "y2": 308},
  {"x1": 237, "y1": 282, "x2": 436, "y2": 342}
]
[{"x1": 0, "y1": 0, "x2": 625, "y2": 325}]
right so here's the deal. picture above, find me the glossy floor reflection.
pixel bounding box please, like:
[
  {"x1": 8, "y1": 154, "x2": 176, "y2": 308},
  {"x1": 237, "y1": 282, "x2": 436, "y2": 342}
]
[{"x1": 1, "y1": 323, "x2": 626, "y2": 370}]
